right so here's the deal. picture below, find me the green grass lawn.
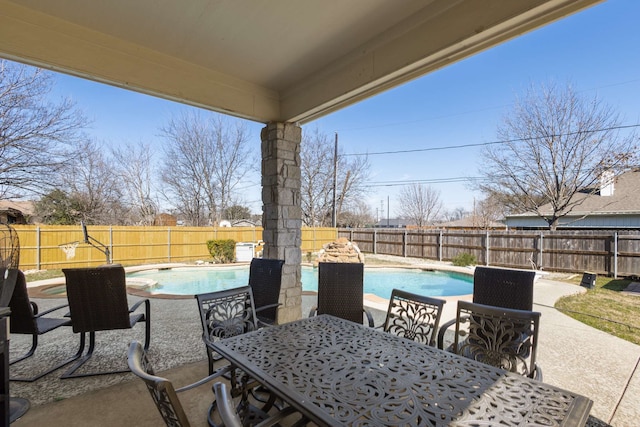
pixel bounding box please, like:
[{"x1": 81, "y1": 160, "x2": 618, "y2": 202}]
[{"x1": 555, "y1": 276, "x2": 640, "y2": 346}]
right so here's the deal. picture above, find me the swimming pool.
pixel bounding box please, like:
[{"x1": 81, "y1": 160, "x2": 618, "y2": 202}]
[{"x1": 126, "y1": 265, "x2": 473, "y2": 299}]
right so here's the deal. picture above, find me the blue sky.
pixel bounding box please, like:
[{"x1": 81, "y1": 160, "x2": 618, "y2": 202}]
[{"x1": 48, "y1": 0, "x2": 640, "y2": 217}]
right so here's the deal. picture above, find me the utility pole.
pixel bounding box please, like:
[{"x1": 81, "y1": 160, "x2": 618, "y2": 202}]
[
  {"x1": 331, "y1": 133, "x2": 338, "y2": 227},
  {"x1": 387, "y1": 195, "x2": 390, "y2": 227}
]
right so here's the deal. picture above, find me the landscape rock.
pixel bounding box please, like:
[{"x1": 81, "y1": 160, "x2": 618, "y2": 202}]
[{"x1": 315, "y1": 237, "x2": 364, "y2": 265}]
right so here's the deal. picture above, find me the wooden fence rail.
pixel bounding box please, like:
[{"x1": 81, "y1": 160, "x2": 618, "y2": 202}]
[
  {"x1": 12, "y1": 225, "x2": 337, "y2": 270},
  {"x1": 338, "y1": 228, "x2": 640, "y2": 277}
]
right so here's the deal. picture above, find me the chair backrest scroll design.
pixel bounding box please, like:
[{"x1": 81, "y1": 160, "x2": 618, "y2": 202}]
[
  {"x1": 383, "y1": 289, "x2": 445, "y2": 346},
  {"x1": 454, "y1": 300, "x2": 541, "y2": 379}
]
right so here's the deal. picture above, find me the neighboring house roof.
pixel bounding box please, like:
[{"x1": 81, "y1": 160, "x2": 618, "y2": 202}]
[
  {"x1": 505, "y1": 169, "x2": 640, "y2": 228},
  {"x1": 231, "y1": 219, "x2": 260, "y2": 227},
  {"x1": 375, "y1": 218, "x2": 414, "y2": 228},
  {"x1": 0, "y1": 200, "x2": 35, "y2": 216}
]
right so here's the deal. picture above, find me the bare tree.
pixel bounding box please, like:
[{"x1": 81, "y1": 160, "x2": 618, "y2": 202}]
[
  {"x1": 397, "y1": 183, "x2": 442, "y2": 227},
  {"x1": 338, "y1": 199, "x2": 375, "y2": 228},
  {"x1": 159, "y1": 111, "x2": 254, "y2": 225},
  {"x1": 473, "y1": 195, "x2": 505, "y2": 230},
  {"x1": 0, "y1": 60, "x2": 87, "y2": 199},
  {"x1": 300, "y1": 128, "x2": 370, "y2": 226},
  {"x1": 61, "y1": 139, "x2": 127, "y2": 224},
  {"x1": 442, "y1": 207, "x2": 469, "y2": 222},
  {"x1": 223, "y1": 204, "x2": 252, "y2": 221},
  {"x1": 478, "y1": 82, "x2": 637, "y2": 229},
  {"x1": 111, "y1": 142, "x2": 158, "y2": 225}
]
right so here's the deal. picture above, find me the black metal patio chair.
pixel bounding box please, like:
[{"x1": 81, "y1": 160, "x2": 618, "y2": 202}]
[
  {"x1": 195, "y1": 286, "x2": 278, "y2": 422},
  {"x1": 128, "y1": 340, "x2": 232, "y2": 427},
  {"x1": 61, "y1": 264, "x2": 150, "y2": 378},
  {"x1": 248, "y1": 258, "x2": 284, "y2": 326},
  {"x1": 439, "y1": 300, "x2": 542, "y2": 380},
  {"x1": 309, "y1": 262, "x2": 374, "y2": 326},
  {"x1": 195, "y1": 286, "x2": 260, "y2": 376},
  {"x1": 1, "y1": 268, "x2": 81, "y2": 382},
  {"x1": 381, "y1": 289, "x2": 446, "y2": 346},
  {"x1": 438, "y1": 266, "x2": 536, "y2": 349}
]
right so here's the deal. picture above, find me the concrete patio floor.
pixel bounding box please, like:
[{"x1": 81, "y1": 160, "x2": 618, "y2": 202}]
[{"x1": 9, "y1": 259, "x2": 640, "y2": 426}]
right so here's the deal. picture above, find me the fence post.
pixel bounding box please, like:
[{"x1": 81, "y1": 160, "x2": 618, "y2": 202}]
[
  {"x1": 373, "y1": 229, "x2": 377, "y2": 254},
  {"x1": 438, "y1": 230, "x2": 443, "y2": 262},
  {"x1": 403, "y1": 230, "x2": 407, "y2": 257},
  {"x1": 168, "y1": 227, "x2": 172, "y2": 262},
  {"x1": 109, "y1": 226, "x2": 114, "y2": 264},
  {"x1": 539, "y1": 232, "x2": 544, "y2": 270},
  {"x1": 36, "y1": 225, "x2": 41, "y2": 270},
  {"x1": 485, "y1": 230, "x2": 490, "y2": 266},
  {"x1": 613, "y1": 231, "x2": 618, "y2": 278}
]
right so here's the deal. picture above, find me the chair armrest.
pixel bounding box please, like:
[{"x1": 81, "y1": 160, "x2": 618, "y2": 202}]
[
  {"x1": 256, "y1": 319, "x2": 271, "y2": 328},
  {"x1": 437, "y1": 318, "x2": 456, "y2": 350},
  {"x1": 255, "y1": 303, "x2": 281, "y2": 314},
  {"x1": 129, "y1": 298, "x2": 150, "y2": 316},
  {"x1": 175, "y1": 365, "x2": 232, "y2": 393},
  {"x1": 201, "y1": 332, "x2": 215, "y2": 348},
  {"x1": 533, "y1": 363, "x2": 543, "y2": 382},
  {"x1": 363, "y1": 308, "x2": 375, "y2": 328},
  {"x1": 34, "y1": 302, "x2": 69, "y2": 318}
]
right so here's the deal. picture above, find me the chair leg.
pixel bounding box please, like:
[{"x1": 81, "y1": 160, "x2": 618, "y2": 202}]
[
  {"x1": 207, "y1": 347, "x2": 226, "y2": 375},
  {"x1": 144, "y1": 311, "x2": 151, "y2": 351},
  {"x1": 9, "y1": 333, "x2": 38, "y2": 366},
  {"x1": 10, "y1": 332, "x2": 86, "y2": 382},
  {"x1": 60, "y1": 331, "x2": 133, "y2": 379}
]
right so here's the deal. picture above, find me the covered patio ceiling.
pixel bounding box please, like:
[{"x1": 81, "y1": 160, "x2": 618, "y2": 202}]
[{"x1": 0, "y1": 0, "x2": 601, "y2": 124}]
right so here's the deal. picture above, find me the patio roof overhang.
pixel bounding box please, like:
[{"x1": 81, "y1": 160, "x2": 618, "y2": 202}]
[{"x1": 0, "y1": 0, "x2": 602, "y2": 124}]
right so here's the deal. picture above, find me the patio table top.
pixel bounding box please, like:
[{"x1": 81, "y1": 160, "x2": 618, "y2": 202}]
[{"x1": 212, "y1": 314, "x2": 593, "y2": 427}]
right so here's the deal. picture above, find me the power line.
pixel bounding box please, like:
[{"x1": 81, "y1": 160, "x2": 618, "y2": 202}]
[
  {"x1": 343, "y1": 123, "x2": 640, "y2": 157},
  {"x1": 363, "y1": 176, "x2": 484, "y2": 188},
  {"x1": 360, "y1": 163, "x2": 640, "y2": 189}
]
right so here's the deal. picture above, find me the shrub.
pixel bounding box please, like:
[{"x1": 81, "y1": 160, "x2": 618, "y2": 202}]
[
  {"x1": 206, "y1": 239, "x2": 236, "y2": 263},
  {"x1": 452, "y1": 252, "x2": 476, "y2": 267}
]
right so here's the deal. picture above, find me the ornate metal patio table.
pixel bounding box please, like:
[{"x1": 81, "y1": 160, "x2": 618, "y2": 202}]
[{"x1": 211, "y1": 314, "x2": 593, "y2": 426}]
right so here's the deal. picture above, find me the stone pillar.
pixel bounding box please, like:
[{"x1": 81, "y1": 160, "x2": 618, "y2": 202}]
[{"x1": 261, "y1": 122, "x2": 302, "y2": 323}]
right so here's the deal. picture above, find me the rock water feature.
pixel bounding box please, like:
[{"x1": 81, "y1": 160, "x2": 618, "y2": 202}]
[{"x1": 315, "y1": 237, "x2": 364, "y2": 265}]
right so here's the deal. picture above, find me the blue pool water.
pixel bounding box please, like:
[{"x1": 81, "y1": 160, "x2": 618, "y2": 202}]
[{"x1": 127, "y1": 266, "x2": 472, "y2": 299}]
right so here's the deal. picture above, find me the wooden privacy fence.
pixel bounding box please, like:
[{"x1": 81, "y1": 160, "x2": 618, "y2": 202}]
[
  {"x1": 12, "y1": 225, "x2": 337, "y2": 270},
  {"x1": 338, "y1": 228, "x2": 640, "y2": 277}
]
